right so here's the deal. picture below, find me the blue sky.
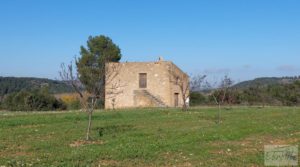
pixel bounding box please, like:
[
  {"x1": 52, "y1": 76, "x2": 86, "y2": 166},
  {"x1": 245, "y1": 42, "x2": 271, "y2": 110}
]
[{"x1": 0, "y1": 0, "x2": 299, "y2": 82}]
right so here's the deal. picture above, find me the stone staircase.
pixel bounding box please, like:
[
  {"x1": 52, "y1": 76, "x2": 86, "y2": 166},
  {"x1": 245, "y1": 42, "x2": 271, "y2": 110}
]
[{"x1": 134, "y1": 90, "x2": 167, "y2": 107}]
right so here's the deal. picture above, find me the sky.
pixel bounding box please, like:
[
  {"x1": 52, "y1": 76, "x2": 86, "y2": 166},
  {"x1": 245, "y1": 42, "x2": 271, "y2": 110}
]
[{"x1": 0, "y1": 0, "x2": 299, "y2": 82}]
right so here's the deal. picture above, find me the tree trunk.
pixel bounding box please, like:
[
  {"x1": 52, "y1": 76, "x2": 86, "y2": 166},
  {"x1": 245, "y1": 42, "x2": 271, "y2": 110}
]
[
  {"x1": 182, "y1": 103, "x2": 187, "y2": 111},
  {"x1": 86, "y1": 110, "x2": 93, "y2": 140},
  {"x1": 86, "y1": 98, "x2": 95, "y2": 141},
  {"x1": 218, "y1": 103, "x2": 221, "y2": 124}
]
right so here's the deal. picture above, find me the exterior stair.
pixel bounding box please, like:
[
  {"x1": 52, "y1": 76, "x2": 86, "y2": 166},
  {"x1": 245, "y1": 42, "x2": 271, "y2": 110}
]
[{"x1": 134, "y1": 90, "x2": 167, "y2": 107}]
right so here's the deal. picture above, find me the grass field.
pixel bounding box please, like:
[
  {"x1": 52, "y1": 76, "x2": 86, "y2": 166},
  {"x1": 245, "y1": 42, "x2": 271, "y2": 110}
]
[{"x1": 0, "y1": 107, "x2": 299, "y2": 166}]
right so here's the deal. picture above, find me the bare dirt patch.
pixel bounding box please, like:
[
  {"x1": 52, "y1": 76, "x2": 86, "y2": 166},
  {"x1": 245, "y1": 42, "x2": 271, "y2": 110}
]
[
  {"x1": 0, "y1": 145, "x2": 32, "y2": 158},
  {"x1": 98, "y1": 159, "x2": 120, "y2": 166},
  {"x1": 69, "y1": 140, "x2": 105, "y2": 147},
  {"x1": 266, "y1": 137, "x2": 299, "y2": 145},
  {"x1": 13, "y1": 151, "x2": 33, "y2": 156},
  {"x1": 159, "y1": 152, "x2": 194, "y2": 167}
]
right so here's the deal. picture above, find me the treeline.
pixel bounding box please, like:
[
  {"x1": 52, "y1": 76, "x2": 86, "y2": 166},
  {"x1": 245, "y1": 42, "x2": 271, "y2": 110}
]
[
  {"x1": 233, "y1": 76, "x2": 300, "y2": 89},
  {"x1": 191, "y1": 80, "x2": 300, "y2": 106},
  {"x1": 0, "y1": 77, "x2": 73, "y2": 97}
]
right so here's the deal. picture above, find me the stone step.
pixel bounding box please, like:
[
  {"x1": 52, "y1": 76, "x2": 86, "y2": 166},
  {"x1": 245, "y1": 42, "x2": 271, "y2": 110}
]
[{"x1": 134, "y1": 90, "x2": 167, "y2": 107}]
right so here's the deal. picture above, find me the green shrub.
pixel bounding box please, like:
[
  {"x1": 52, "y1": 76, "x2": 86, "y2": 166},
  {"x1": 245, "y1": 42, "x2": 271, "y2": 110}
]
[
  {"x1": 190, "y1": 92, "x2": 207, "y2": 106},
  {"x1": 2, "y1": 90, "x2": 66, "y2": 111},
  {"x1": 67, "y1": 99, "x2": 81, "y2": 110}
]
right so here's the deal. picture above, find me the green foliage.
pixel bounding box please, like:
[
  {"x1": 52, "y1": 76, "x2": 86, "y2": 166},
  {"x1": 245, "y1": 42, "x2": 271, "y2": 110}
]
[
  {"x1": 76, "y1": 35, "x2": 121, "y2": 95},
  {"x1": 0, "y1": 77, "x2": 73, "y2": 98},
  {"x1": 2, "y1": 89, "x2": 66, "y2": 111},
  {"x1": 95, "y1": 98, "x2": 104, "y2": 109},
  {"x1": 193, "y1": 80, "x2": 300, "y2": 106},
  {"x1": 233, "y1": 76, "x2": 300, "y2": 89},
  {"x1": 67, "y1": 99, "x2": 81, "y2": 110},
  {"x1": 230, "y1": 81, "x2": 300, "y2": 106},
  {"x1": 190, "y1": 92, "x2": 206, "y2": 106}
]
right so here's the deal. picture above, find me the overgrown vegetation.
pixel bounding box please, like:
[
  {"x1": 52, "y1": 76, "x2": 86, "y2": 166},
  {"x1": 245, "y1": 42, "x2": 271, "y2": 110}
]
[
  {"x1": 1, "y1": 88, "x2": 66, "y2": 111},
  {"x1": 0, "y1": 107, "x2": 299, "y2": 166},
  {"x1": 191, "y1": 80, "x2": 300, "y2": 107},
  {"x1": 56, "y1": 93, "x2": 81, "y2": 110}
]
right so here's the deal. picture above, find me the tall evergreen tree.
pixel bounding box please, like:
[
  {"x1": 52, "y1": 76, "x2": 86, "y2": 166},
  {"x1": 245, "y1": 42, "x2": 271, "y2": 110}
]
[{"x1": 76, "y1": 35, "x2": 121, "y2": 97}]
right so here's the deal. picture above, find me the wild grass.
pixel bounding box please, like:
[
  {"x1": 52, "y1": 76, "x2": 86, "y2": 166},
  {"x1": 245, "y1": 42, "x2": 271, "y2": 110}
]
[{"x1": 0, "y1": 107, "x2": 299, "y2": 166}]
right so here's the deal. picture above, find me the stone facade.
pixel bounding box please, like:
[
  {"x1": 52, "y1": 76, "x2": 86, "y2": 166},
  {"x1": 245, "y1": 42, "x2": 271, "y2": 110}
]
[{"x1": 105, "y1": 58, "x2": 189, "y2": 109}]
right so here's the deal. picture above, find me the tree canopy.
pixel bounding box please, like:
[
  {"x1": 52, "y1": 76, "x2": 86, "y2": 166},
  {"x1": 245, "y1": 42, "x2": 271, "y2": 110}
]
[
  {"x1": 60, "y1": 35, "x2": 122, "y2": 140},
  {"x1": 76, "y1": 35, "x2": 122, "y2": 96}
]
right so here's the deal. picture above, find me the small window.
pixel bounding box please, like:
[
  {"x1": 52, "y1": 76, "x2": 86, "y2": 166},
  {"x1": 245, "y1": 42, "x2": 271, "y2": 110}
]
[{"x1": 139, "y1": 73, "x2": 147, "y2": 88}]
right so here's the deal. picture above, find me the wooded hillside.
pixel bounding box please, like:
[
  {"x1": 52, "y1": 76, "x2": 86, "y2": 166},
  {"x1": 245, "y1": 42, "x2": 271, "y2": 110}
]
[{"x1": 0, "y1": 77, "x2": 73, "y2": 97}]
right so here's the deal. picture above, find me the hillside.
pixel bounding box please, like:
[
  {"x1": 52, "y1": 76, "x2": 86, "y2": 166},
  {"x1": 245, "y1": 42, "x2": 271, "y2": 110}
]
[
  {"x1": 0, "y1": 77, "x2": 73, "y2": 97},
  {"x1": 233, "y1": 76, "x2": 300, "y2": 89}
]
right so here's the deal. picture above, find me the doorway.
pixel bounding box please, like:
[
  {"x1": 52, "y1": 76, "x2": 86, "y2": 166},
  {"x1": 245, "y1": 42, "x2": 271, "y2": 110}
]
[{"x1": 174, "y1": 93, "x2": 179, "y2": 107}]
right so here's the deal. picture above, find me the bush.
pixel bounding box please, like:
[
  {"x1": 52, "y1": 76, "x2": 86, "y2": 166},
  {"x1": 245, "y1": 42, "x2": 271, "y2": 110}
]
[
  {"x1": 68, "y1": 99, "x2": 81, "y2": 110},
  {"x1": 57, "y1": 93, "x2": 81, "y2": 110},
  {"x1": 2, "y1": 90, "x2": 66, "y2": 111},
  {"x1": 190, "y1": 92, "x2": 207, "y2": 106},
  {"x1": 57, "y1": 93, "x2": 103, "y2": 110}
]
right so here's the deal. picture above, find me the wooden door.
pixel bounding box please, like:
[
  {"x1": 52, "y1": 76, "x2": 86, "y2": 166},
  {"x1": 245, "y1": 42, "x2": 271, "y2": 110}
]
[{"x1": 139, "y1": 73, "x2": 147, "y2": 88}]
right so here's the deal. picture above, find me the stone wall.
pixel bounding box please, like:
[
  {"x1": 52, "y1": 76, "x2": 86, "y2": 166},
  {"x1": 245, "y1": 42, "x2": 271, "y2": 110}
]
[
  {"x1": 105, "y1": 60, "x2": 189, "y2": 109},
  {"x1": 168, "y1": 62, "x2": 190, "y2": 108}
]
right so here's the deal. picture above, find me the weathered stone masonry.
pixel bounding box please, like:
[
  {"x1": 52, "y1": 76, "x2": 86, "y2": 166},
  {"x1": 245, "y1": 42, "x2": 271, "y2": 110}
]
[{"x1": 105, "y1": 58, "x2": 189, "y2": 109}]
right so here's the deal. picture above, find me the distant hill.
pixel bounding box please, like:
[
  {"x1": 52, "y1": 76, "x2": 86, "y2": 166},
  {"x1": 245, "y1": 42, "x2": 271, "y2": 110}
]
[
  {"x1": 233, "y1": 76, "x2": 300, "y2": 89},
  {"x1": 0, "y1": 77, "x2": 74, "y2": 97}
]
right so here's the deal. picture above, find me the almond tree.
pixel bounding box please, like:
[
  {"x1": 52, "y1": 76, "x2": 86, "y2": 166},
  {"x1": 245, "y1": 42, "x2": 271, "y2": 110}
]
[{"x1": 207, "y1": 75, "x2": 233, "y2": 124}]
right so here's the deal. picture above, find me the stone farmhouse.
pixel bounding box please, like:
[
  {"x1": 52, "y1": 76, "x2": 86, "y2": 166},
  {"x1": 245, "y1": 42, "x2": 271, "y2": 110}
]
[{"x1": 105, "y1": 58, "x2": 189, "y2": 109}]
